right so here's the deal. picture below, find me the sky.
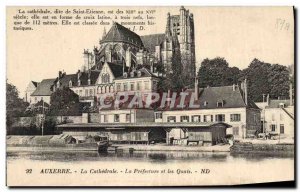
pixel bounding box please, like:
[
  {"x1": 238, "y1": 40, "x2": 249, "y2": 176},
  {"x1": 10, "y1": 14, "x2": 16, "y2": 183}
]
[{"x1": 7, "y1": 6, "x2": 294, "y2": 98}]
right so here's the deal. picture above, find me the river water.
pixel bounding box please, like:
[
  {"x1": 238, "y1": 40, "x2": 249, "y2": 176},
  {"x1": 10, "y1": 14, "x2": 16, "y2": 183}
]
[{"x1": 6, "y1": 150, "x2": 294, "y2": 186}]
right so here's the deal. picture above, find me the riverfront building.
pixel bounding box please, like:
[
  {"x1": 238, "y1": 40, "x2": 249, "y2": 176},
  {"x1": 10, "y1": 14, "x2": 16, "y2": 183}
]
[
  {"x1": 256, "y1": 98, "x2": 294, "y2": 138},
  {"x1": 155, "y1": 83, "x2": 261, "y2": 140}
]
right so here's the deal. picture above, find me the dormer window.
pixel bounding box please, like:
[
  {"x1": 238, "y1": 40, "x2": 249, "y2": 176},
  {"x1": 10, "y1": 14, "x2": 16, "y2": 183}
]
[
  {"x1": 204, "y1": 101, "x2": 208, "y2": 106},
  {"x1": 279, "y1": 103, "x2": 285, "y2": 108},
  {"x1": 137, "y1": 71, "x2": 142, "y2": 77},
  {"x1": 101, "y1": 73, "x2": 110, "y2": 83},
  {"x1": 217, "y1": 101, "x2": 224, "y2": 107},
  {"x1": 123, "y1": 72, "x2": 128, "y2": 78},
  {"x1": 130, "y1": 71, "x2": 134, "y2": 78}
]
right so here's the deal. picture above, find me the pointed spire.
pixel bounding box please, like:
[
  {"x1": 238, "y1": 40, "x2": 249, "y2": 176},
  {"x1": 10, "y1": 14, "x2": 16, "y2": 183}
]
[
  {"x1": 102, "y1": 27, "x2": 107, "y2": 39},
  {"x1": 165, "y1": 12, "x2": 172, "y2": 37}
]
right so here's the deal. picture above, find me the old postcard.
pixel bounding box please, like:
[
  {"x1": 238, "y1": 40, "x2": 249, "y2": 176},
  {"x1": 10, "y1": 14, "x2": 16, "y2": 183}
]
[{"x1": 6, "y1": 6, "x2": 294, "y2": 186}]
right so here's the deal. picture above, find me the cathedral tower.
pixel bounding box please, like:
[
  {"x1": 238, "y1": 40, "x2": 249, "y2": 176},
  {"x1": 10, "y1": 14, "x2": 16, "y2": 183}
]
[{"x1": 169, "y1": 6, "x2": 196, "y2": 81}]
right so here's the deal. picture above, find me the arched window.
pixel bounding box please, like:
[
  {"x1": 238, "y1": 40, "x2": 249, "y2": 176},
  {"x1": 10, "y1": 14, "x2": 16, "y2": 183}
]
[
  {"x1": 110, "y1": 86, "x2": 113, "y2": 93},
  {"x1": 101, "y1": 74, "x2": 110, "y2": 84},
  {"x1": 112, "y1": 45, "x2": 123, "y2": 62}
]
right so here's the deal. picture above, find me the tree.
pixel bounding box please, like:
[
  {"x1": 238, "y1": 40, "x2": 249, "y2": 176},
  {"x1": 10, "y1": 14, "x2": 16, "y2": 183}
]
[
  {"x1": 6, "y1": 81, "x2": 29, "y2": 128},
  {"x1": 240, "y1": 59, "x2": 290, "y2": 102},
  {"x1": 43, "y1": 116, "x2": 57, "y2": 135},
  {"x1": 49, "y1": 87, "x2": 82, "y2": 116},
  {"x1": 157, "y1": 48, "x2": 186, "y2": 92},
  {"x1": 198, "y1": 57, "x2": 241, "y2": 87},
  {"x1": 268, "y1": 64, "x2": 290, "y2": 99}
]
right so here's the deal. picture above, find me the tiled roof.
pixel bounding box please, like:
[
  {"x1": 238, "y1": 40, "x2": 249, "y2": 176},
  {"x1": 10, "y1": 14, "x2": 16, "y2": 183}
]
[
  {"x1": 74, "y1": 71, "x2": 100, "y2": 87},
  {"x1": 115, "y1": 67, "x2": 158, "y2": 80},
  {"x1": 107, "y1": 62, "x2": 127, "y2": 78},
  {"x1": 101, "y1": 22, "x2": 143, "y2": 48},
  {"x1": 158, "y1": 85, "x2": 260, "y2": 111},
  {"x1": 54, "y1": 74, "x2": 77, "y2": 88},
  {"x1": 140, "y1": 34, "x2": 165, "y2": 52},
  {"x1": 268, "y1": 99, "x2": 291, "y2": 108},
  {"x1": 31, "y1": 78, "x2": 56, "y2": 96},
  {"x1": 199, "y1": 86, "x2": 247, "y2": 109}
]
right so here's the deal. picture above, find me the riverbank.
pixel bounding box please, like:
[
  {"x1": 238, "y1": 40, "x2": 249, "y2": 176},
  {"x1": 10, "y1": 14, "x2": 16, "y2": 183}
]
[
  {"x1": 230, "y1": 141, "x2": 294, "y2": 154},
  {"x1": 6, "y1": 144, "x2": 231, "y2": 153},
  {"x1": 114, "y1": 144, "x2": 230, "y2": 152},
  {"x1": 6, "y1": 135, "x2": 294, "y2": 153},
  {"x1": 6, "y1": 135, "x2": 231, "y2": 152}
]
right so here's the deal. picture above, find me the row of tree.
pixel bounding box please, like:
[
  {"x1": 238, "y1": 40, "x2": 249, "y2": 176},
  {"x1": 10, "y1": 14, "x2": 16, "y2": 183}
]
[
  {"x1": 156, "y1": 55, "x2": 292, "y2": 102},
  {"x1": 197, "y1": 57, "x2": 292, "y2": 102},
  {"x1": 6, "y1": 83, "x2": 84, "y2": 134}
]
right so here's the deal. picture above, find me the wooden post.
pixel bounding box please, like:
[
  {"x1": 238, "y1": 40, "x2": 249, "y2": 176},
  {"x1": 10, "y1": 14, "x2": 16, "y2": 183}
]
[{"x1": 166, "y1": 131, "x2": 170, "y2": 145}]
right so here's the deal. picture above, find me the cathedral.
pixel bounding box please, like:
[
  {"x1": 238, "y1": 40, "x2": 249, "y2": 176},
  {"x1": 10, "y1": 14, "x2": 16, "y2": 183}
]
[
  {"x1": 85, "y1": 6, "x2": 196, "y2": 79},
  {"x1": 27, "y1": 6, "x2": 196, "y2": 106}
]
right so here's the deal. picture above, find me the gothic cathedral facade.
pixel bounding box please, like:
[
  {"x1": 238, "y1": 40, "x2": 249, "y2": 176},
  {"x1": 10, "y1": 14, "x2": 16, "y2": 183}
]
[{"x1": 84, "y1": 6, "x2": 195, "y2": 84}]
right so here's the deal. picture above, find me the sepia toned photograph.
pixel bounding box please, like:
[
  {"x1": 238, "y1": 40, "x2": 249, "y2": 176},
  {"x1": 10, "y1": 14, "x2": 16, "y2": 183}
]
[{"x1": 6, "y1": 6, "x2": 295, "y2": 187}]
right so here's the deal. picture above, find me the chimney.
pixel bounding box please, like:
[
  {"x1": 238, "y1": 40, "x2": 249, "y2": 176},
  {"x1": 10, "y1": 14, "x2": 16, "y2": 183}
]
[
  {"x1": 58, "y1": 71, "x2": 62, "y2": 79},
  {"x1": 88, "y1": 70, "x2": 91, "y2": 85},
  {"x1": 83, "y1": 49, "x2": 89, "y2": 72},
  {"x1": 77, "y1": 70, "x2": 81, "y2": 86},
  {"x1": 195, "y1": 77, "x2": 199, "y2": 100},
  {"x1": 267, "y1": 94, "x2": 270, "y2": 105},
  {"x1": 244, "y1": 79, "x2": 248, "y2": 105},
  {"x1": 289, "y1": 82, "x2": 293, "y2": 106},
  {"x1": 77, "y1": 70, "x2": 81, "y2": 79}
]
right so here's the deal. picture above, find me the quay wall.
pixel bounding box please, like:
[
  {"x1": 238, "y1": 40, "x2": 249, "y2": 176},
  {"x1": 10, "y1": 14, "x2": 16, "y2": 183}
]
[{"x1": 230, "y1": 142, "x2": 294, "y2": 154}]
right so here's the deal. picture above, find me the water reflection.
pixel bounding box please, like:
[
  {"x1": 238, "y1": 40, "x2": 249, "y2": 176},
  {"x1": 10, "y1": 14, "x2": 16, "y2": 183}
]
[
  {"x1": 6, "y1": 150, "x2": 294, "y2": 164},
  {"x1": 230, "y1": 152, "x2": 294, "y2": 161}
]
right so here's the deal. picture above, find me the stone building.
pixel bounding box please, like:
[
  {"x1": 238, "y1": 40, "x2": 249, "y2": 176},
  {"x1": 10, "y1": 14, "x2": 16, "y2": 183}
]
[
  {"x1": 92, "y1": 6, "x2": 196, "y2": 79},
  {"x1": 154, "y1": 83, "x2": 261, "y2": 140},
  {"x1": 256, "y1": 98, "x2": 294, "y2": 138},
  {"x1": 30, "y1": 78, "x2": 56, "y2": 105},
  {"x1": 27, "y1": 6, "x2": 196, "y2": 106},
  {"x1": 24, "y1": 81, "x2": 39, "y2": 103}
]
